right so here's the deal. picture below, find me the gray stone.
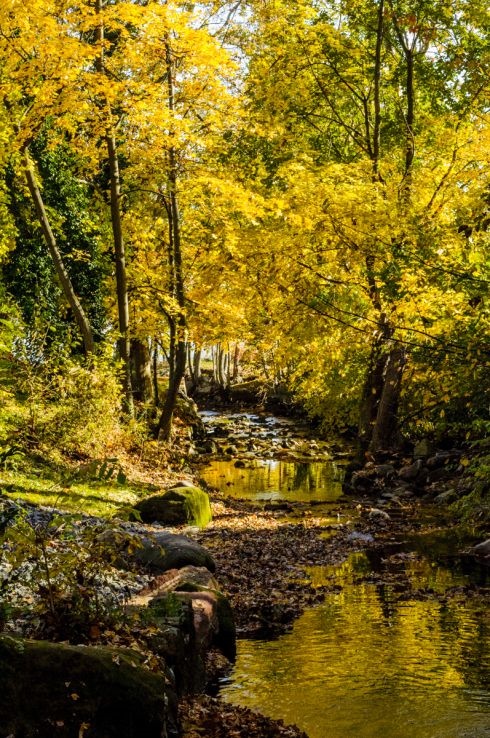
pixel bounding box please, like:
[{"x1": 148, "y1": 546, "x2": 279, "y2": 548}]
[
  {"x1": 168, "y1": 479, "x2": 196, "y2": 489},
  {"x1": 368, "y1": 507, "x2": 391, "y2": 521},
  {"x1": 134, "y1": 531, "x2": 216, "y2": 573},
  {"x1": 472, "y1": 539, "x2": 490, "y2": 557},
  {"x1": 374, "y1": 463, "x2": 396, "y2": 479},
  {"x1": 398, "y1": 459, "x2": 423, "y2": 481},
  {"x1": 434, "y1": 490, "x2": 458, "y2": 505}
]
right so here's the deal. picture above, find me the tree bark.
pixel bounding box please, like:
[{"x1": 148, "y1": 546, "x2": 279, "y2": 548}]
[
  {"x1": 155, "y1": 40, "x2": 187, "y2": 441},
  {"x1": 130, "y1": 338, "x2": 153, "y2": 402},
  {"x1": 152, "y1": 339, "x2": 160, "y2": 407},
  {"x1": 107, "y1": 131, "x2": 133, "y2": 415},
  {"x1": 23, "y1": 153, "x2": 95, "y2": 356},
  {"x1": 193, "y1": 347, "x2": 202, "y2": 386},
  {"x1": 369, "y1": 345, "x2": 406, "y2": 451},
  {"x1": 95, "y1": 0, "x2": 133, "y2": 416}
]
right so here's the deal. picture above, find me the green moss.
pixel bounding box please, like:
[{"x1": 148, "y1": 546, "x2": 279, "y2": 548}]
[
  {"x1": 0, "y1": 636, "x2": 170, "y2": 738},
  {"x1": 147, "y1": 593, "x2": 186, "y2": 620},
  {"x1": 0, "y1": 465, "x2": 143, "y2": 518},
  {"x1": 135, "y1": 487, "x2": 212, "y2": 527}
]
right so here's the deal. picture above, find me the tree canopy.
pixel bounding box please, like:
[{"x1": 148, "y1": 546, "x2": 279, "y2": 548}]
[{"x1": 0, "y1": 0, "x2": 488, "y2": 451}]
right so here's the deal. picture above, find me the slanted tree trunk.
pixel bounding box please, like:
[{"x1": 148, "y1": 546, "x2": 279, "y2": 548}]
[{"x1": 23, "y1": 153, "x2": 95, "y2": 356}]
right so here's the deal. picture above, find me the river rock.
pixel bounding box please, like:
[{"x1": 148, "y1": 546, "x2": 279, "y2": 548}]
[
  {"x1": 101, "y1": 528, "x2": 216, "y2": 573},
  {"x1": 167, "y1": 479, "x2": 196, "y2": 489},
  {"x1": 472, "y1": 539, "x2": 490, "y2": 558},
  {"x1": 368, "y1": 507, "x2": 391, "y2": 521},
  {"x1": 134, "y1": 486, "x2": 212, "y2": 527},
  {"x1": 434, "y1": 490, "x2": 458, "y2": 505},
  {"x1": 374, "y1": 463, "x2": 396, "y2": 480},
  {"x1": 168, "y1": 589, "x2": 235, "y2": 662},
  {"x1": 398, "y1": 459, "x2": 424, "y2": 481},
  {"x1": 413, "y1": 438, "x2": 432, "y2": 458},
  {"x1": 174, "y1": 393, "x2": 205, "y2": 440},
  {"x1": 0, "y1": 636, "x2": 175, "y2": 738},
  {"x1": 134, "y1": 531, "x2": 216, "y2": 573}
]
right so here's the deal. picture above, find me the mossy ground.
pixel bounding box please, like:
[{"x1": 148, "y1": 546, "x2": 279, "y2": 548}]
[{"x1": 0, "y1": 460, "x2": 143, "y2": 517}]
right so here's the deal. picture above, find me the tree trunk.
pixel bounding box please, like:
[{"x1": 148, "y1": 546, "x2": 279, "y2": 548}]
[
  {"x1": 186, "y1": 345, "x2": 202, "y2": 394},
  {"x1": 156, "y1": 341, "x2": 186, "y2": 441},
  {"x1": 193, "y1": 347, "x2": 202, "y2": 386},
  {"x1": 358, "y1": 342, "x2": 387, "y2": 454},
  {"x1": 232, "y1": 343, "x2": 240, "y2": 382},
  {"x1": 107, "y1": 132, "x2": 133, "y2": 415},
  {"x1": 95, "y1": 0, "x2": 133, "y2": 415},
  {"x1": 130, "y1": 338, "x2": 153, "y2": 402},
  {"x1": 23, "y1": 153, "x2": 95, "y2": 356},
  {"x1": 152, "y1": 339, "x2": 159, "y2": 407},
  {"x1": 370, "y1": 345, "x2": 406, "y2": 451},
  {"x1": 155, "y1": 40, "x2": 187, "y2": 441}
]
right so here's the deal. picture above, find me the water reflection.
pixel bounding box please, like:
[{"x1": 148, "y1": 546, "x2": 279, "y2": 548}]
[
  {"x1": 200, "y1": 459, "x2": 343, "y2": 503},
  {"x1": 221, "y1": 554, "x2": 490, "y2": 738}
]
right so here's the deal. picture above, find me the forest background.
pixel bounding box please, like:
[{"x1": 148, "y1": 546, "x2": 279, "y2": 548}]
[{"x1": 0, "y1": 0, "x2": 488, "y2": 517}]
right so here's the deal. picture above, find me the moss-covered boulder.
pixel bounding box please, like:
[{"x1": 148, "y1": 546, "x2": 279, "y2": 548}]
[
  {"x1": 135, "y1": 487, "x2": 212, "y2": 527},
  {"x1": 0, "y1": 636, "x2": 175, "y2": 738}
]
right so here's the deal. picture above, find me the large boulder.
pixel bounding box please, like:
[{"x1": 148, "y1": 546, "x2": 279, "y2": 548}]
[
  {"x1": 134, "y1": 531, "x2": 216, "y2": 573},
  {"x1": 135, "y1": 487, "x2": 212, "y2": 527},
  {"x1": 150, "y1": 588, "x2": 236, "y2": 664},
  {"x1": 0, "y1": 636, "x2": 175, "y2": 738}
]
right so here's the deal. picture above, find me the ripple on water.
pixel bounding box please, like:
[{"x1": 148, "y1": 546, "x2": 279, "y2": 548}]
[{"x1": 220, "y1": 554, "x2": 490, "y2": 738}]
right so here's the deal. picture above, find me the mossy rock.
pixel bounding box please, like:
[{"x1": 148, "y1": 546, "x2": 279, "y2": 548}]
[
  {"x1": 0, "y1": 636, "x2": 174, "y2": 738},
  {"x1": 134, "y1": 531, "x2": 216, "y2": 573},
  {"x1": 135, "y1": 486, "x2": 212, "y2": 527}
]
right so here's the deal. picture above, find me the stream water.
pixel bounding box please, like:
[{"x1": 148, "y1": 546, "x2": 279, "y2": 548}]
[{"x1": 201, "y1": 412, "x2": 490, "y2": 738}]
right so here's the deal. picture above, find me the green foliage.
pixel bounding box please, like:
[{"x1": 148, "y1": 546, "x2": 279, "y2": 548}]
[
  {"x1": 10, "y1": 332, "x2": 123, "y2": 458},
  {"x1": 3, "y1": 131, "x2": 108, "y2": 350}
]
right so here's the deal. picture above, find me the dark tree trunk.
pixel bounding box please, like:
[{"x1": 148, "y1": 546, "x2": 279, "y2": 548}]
[
  {"x1": 369, "y1": 345, "x2": 406, "y2": 451},
  {"x1": 95, "y1": 0, "x2": 133, "y2": 415},
  {"x1": 156, "y1": 341, "x2": 186, "y2": 441},
  {"x1": 154, "y1": 40, "x2": 187, "y2": 441},
  {"x1": 152, "y1": 339, "x2": 160, "y2": 407},
  {"x1": 107, "y1": 131, "x2": 133, "y2": 415},
  {"x1": 130, "y1": 338, "x2": 153, "y2": 402}
]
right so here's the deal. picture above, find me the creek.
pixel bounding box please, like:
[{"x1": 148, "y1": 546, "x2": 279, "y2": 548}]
[{"x1": 199, "y1": 411, "x2": 490, "y2": 738}]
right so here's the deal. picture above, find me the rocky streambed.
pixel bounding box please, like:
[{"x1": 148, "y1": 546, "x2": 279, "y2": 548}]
[
  {"x1": 1, "y1": 409, "x2": 488, "y2": 738},
  {"x1": 187, "y1": 411, "x2": 490, "y2": 738}
]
